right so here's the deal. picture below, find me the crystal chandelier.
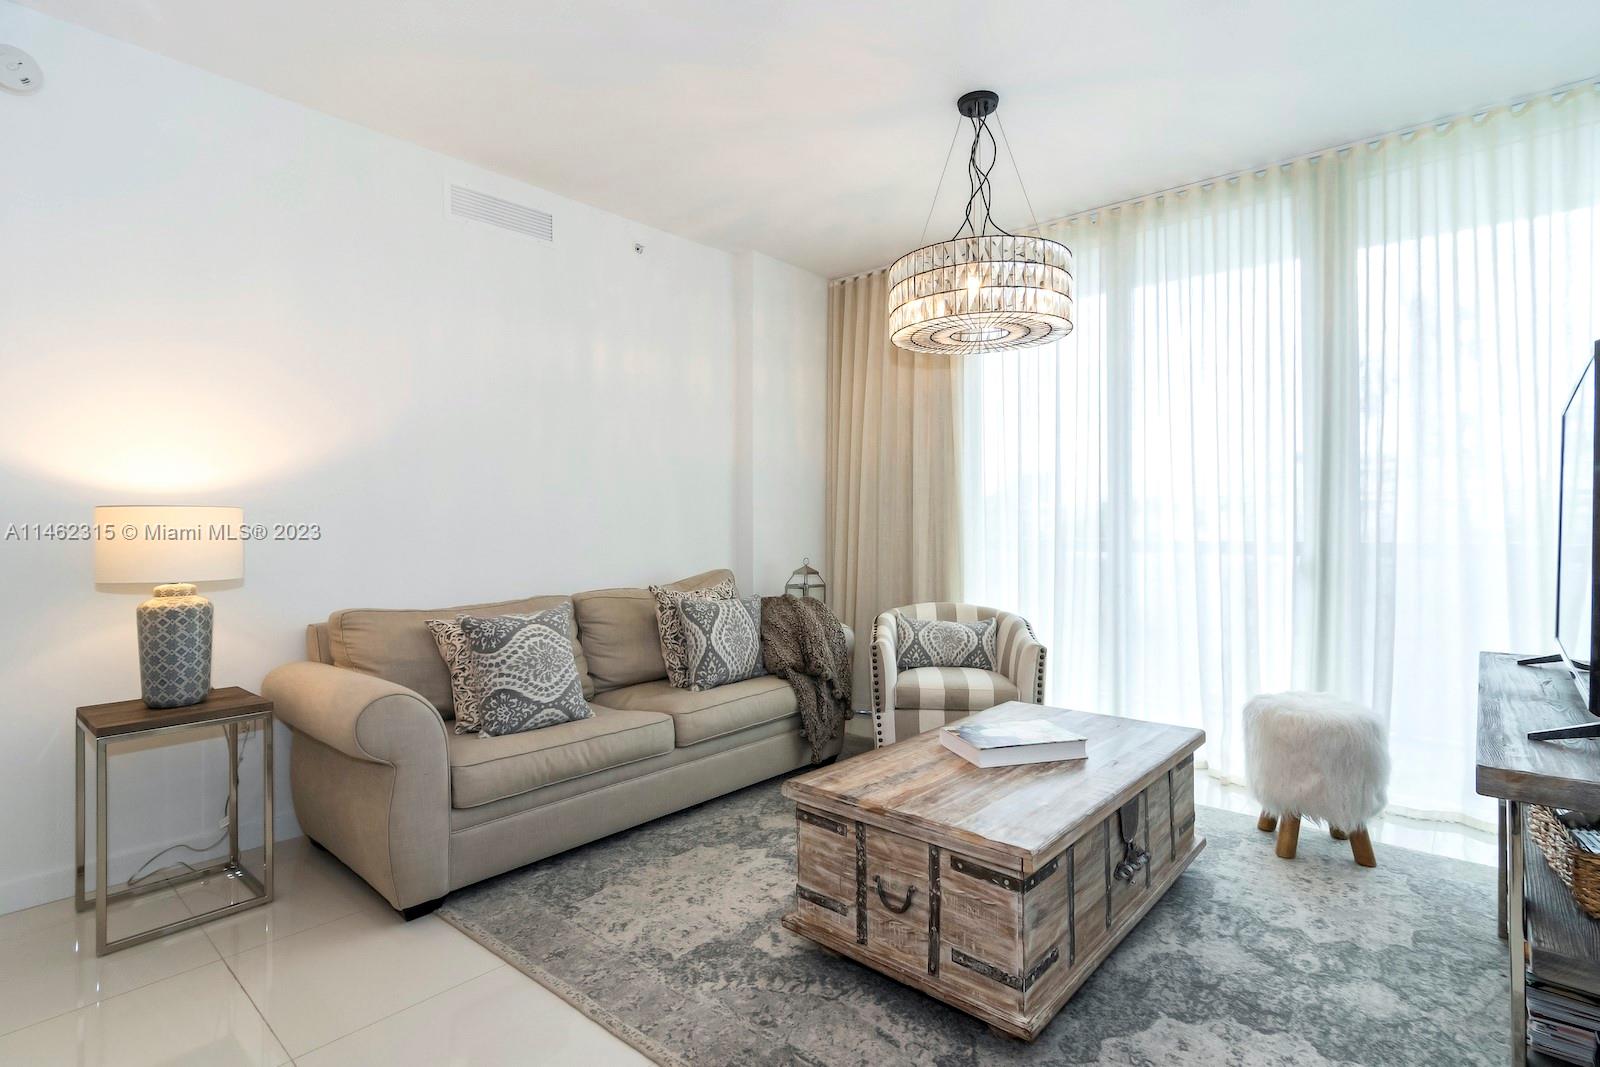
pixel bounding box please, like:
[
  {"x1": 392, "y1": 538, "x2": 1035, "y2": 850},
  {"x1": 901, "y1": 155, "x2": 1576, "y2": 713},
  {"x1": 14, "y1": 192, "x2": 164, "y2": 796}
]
[{"x1": 888, "y1": 90, "x2": 1074, "y2": 356}]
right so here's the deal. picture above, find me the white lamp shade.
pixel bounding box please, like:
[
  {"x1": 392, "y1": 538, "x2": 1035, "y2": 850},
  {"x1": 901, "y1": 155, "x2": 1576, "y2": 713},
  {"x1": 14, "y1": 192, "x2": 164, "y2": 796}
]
[{"x1": 93, "y1": 506, "x2": 245, "y2": 585}]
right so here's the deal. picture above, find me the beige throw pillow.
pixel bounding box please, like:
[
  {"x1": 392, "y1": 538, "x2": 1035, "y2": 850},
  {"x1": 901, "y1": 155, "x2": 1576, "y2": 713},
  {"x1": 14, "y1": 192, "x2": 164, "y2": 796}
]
[
  {"x1": 426, "y1": 617, "x2": 479, "y2": 733},
  {"x1": 651, "y1": 575, "x2": 738, "y2": 688}
]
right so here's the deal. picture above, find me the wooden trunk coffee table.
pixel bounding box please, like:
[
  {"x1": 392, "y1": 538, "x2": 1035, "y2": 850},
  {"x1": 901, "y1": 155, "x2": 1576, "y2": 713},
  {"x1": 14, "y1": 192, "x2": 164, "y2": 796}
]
[{"x1": 781, "y1": 702, "x2": 1204, "y2": 1040}]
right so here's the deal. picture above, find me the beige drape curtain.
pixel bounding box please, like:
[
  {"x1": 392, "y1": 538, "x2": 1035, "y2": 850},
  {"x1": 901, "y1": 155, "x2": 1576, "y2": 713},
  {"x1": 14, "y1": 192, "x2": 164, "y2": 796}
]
[{"x1": 825, "y1": 269, "x2": 963, "y2": 688}]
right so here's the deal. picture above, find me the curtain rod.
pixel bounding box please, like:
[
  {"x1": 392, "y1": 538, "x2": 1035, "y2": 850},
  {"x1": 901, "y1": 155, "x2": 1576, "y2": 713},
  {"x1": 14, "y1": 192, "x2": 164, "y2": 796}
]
[{"x1": 830, "y1": 73, "x2": 1600, "y2": 285}]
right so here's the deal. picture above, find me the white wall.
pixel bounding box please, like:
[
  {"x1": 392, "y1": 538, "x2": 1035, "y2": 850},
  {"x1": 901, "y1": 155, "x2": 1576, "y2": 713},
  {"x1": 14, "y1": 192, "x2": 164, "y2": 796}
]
[
  {"x1": 739, "y1": 253, "x2": 829, "y2": 593},
  {"x1": 0, "y1": 5, "x2": 826, "y2": 913}
]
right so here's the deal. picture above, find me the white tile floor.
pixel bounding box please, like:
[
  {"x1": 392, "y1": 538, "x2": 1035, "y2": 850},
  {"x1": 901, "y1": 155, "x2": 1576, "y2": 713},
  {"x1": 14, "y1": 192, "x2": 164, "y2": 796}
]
[
  {"x1": 0, "y1": 767, "x2": 1494, "y2": 1065},
  {"x1": 0, "y1": 838, "x2": 650, "y2": 1066}
]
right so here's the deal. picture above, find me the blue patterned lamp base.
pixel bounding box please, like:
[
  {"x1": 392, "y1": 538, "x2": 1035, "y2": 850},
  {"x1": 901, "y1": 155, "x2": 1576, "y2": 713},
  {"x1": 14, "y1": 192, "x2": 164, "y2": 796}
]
[{"x1": 136, "y1": 583, "x2": 214, "y2": 709}]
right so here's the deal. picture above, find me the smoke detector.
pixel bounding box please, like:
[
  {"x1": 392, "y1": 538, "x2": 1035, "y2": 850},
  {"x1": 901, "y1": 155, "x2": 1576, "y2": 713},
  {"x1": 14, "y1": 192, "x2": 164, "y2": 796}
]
[{"x1": 0, "y1": 46, "x2": 42, "y2": 94}]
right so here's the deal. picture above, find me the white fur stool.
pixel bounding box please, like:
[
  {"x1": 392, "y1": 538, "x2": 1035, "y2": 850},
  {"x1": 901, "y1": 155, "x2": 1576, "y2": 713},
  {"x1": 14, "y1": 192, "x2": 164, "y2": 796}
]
[{"x1": 1243, "y1": 691, "x2": 1390, "y2": 867}]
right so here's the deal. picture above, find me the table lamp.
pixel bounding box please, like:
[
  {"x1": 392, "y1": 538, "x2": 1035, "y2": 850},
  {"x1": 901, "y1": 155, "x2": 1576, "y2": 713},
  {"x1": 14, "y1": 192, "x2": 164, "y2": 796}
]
[{"x1": 93, "y1": 505, "x2": 244, "y2": 709}]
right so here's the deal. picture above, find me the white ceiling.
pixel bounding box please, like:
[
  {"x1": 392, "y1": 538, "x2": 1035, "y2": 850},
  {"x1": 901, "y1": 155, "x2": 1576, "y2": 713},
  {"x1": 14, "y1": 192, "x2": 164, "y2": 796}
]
[{"x1": 19, "y1": 0, "x2": 1600, "y2": 277}]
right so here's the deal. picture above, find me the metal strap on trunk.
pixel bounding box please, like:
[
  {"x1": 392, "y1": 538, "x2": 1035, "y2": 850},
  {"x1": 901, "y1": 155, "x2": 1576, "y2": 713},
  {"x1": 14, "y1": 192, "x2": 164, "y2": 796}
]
[{"x1": 1112, "y1": 799, "x2": 1150, "y2": 884}]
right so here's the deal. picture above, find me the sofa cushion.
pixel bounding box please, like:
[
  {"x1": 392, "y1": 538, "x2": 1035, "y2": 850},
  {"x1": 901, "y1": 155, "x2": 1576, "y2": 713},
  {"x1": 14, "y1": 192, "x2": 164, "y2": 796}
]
[
  {"x1": 651, "y1": 574, "x2": 737, "y2": 688},
  {"x1": 328, "y1": 595, "x2": 594, "y2": 711},
  {"x1": 595, "y1": 675, "x2": 795, "y2": 747},
  {"x1": 573, "y1": 568, "x2": 735, "y2": 692},
  {"x1": 447, "y1": 705, "x2": 673, "y2": 808},
  {"x1": 677, "y1": 594, "x2": 766, "y2": 691},
  {"x1": 895, "y1": 667, "x2": 1018, "y2": 712},
  {"x1": 459, "y1": 607, "x2": 592, "y2": 737}
]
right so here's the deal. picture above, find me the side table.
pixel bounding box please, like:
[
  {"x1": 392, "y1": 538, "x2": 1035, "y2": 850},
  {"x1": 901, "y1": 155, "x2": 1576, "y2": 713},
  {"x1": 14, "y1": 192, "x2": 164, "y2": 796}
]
[{"x1": 75, "y1": 686, "x2": 275, "y2": 955}]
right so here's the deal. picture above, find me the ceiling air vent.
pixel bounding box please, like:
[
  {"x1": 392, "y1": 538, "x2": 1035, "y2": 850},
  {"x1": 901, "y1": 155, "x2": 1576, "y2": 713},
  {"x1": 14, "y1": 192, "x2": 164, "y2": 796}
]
[{"x1": 448, "y1": 185, "x2": 554, "y2": 242}]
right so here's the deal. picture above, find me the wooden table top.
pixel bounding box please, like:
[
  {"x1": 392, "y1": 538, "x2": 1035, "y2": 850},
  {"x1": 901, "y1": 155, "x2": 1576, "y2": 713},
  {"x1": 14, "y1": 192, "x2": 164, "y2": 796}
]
[
  {"x1": 1476, "y1": 652, "x2": 1600, "y2": 811},
  {"x1": 77, "y1": 687, "x2": 272, "y2": 738},
  {"x1": 784, "y1": 702, "x2": 1204, "y2": 874}
]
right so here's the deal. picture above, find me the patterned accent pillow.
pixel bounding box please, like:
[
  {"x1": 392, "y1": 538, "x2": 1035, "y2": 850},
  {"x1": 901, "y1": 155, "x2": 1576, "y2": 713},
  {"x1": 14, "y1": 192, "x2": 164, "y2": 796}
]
[
  {"x1": 894, "y1": 614, "x2": 998, "y2": 672},
  {"x1": 425, "y1": 617, "x2": 482, "y2": 733},
  {"x1": 458, "y1": 605, "x2": 592, "y2": 736},
  {"x1": 651, "y1": 575, "x2": 738, "y2": 689},
  {"x1": 677, "y1": 594, "x2": 765, "y2": 692}
]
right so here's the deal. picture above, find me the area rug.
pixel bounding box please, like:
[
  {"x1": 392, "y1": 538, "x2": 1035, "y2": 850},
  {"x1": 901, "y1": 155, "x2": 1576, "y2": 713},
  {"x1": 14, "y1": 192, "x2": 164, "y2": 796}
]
[{"x1": 439, "y1": 777, "x2": 1504, "y2": 1066}]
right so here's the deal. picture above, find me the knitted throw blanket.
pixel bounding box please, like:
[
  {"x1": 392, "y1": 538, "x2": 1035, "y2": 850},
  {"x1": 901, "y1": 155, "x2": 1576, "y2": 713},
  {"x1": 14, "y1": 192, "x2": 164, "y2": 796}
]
[{"x1": 760, "y1": 595, "x2": 852, "y2": 763}]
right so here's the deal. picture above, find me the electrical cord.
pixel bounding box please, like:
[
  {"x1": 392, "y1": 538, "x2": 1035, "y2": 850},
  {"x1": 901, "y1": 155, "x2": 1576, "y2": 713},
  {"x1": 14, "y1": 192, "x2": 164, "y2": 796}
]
[
  {"x1": 122, "y1": 722, "x2": 254, "y2": 891},
  {"x1": 954, "y1": 113, "x2": 1013, "y2": 240}
]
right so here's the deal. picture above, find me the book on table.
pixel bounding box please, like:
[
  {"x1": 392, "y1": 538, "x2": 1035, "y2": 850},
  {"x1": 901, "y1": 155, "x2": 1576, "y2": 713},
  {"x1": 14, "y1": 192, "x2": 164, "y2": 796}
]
[{"x1": 939, "y1": 713, "x2": 1088, "y2": 768}]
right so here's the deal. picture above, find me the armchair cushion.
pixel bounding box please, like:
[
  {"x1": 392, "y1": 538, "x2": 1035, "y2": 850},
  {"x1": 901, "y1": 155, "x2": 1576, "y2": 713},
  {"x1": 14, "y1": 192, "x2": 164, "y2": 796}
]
[
  {"x1": 893, "y1": 615, "x2": 998, "y2": 671},
  {"x1": 895, "y1": 667, "x2": 1018, "y2": 713}
]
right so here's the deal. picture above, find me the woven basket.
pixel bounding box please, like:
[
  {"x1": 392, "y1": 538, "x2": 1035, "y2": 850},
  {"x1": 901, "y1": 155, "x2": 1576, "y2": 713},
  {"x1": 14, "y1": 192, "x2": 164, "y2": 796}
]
[{"x1": 1528, "y1": 805, "x2": 1600, "y2": 920}]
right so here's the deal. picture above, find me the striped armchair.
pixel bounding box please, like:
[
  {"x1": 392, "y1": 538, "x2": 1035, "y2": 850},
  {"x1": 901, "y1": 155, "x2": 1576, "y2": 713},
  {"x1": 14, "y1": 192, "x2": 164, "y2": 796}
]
[{"x1": 870, "y1": 602, "x2": 1047, "y2": 748}]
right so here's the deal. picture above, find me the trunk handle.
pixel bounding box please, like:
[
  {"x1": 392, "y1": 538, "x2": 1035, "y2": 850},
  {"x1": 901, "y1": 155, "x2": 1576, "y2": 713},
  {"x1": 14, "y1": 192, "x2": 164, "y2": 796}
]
[{"x1": 873, "y1": 876, "x2": 917, "y2": 914}]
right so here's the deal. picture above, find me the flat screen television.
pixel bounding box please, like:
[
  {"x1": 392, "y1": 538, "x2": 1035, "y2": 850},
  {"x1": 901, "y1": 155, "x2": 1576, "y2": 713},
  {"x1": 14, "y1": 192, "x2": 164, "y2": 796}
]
[
  {"x1": 1526, "y1": 341, "x2": 1600, "y2": 740},
  {"x1": 1558, "y1": 348, "x2": 1600, "y2": 692}
]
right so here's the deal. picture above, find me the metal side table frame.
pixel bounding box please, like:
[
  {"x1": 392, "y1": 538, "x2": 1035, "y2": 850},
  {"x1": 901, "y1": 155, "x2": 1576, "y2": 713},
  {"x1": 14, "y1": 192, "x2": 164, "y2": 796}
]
[{"x1": 74, "y1": 695, "x2": 274, "y2": 955}]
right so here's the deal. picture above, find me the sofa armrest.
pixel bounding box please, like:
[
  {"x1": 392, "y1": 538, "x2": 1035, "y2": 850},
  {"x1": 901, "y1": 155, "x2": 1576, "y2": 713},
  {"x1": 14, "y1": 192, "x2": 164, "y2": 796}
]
[
  {"x1": 261, "y1": 661, "x2": 450, "y2": 911},
  {"x1": 262, "y1": 661, "x2": 448, "y2": 765},
  {"x1": 994, "y1": 611, "x2": 1047, "y2": 704}
]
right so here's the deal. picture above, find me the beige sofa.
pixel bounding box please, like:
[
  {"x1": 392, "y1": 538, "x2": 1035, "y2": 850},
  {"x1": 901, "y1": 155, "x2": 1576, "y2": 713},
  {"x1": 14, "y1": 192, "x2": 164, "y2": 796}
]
[{"x1": 261, "y1": 569, "x2": 849, "y2": 917}]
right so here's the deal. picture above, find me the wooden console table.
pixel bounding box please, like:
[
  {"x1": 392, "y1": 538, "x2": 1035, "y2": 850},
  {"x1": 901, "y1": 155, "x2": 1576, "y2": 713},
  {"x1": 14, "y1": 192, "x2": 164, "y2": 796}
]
[{"x1": 1476, "y1": 652, "x2": 1600, "y2": 1066}]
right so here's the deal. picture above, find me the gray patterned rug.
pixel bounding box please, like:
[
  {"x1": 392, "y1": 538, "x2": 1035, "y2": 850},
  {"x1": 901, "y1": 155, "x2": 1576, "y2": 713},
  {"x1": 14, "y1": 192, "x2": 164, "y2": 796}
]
[{"x1": 439, "y1": 775, "x2": 1503, "y2": 1066}]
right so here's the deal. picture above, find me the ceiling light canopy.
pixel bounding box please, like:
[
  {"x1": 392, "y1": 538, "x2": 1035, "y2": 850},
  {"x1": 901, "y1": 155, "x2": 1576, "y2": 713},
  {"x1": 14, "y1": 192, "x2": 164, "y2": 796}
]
[{"x1": 888, "y1": 90, "x2": 1074, "y2": 356}]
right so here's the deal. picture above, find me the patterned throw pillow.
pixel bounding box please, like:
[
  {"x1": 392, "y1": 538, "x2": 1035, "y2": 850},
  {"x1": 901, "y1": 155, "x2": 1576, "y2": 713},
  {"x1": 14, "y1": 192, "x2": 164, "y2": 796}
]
[
  {"x1": 894, "y1": 614, "x2": 999, "y2": 672},
  {"x1": 676, "y1": 594, "x2": 765, "y2": 692},
  {"x1": 458, "y1": 605, "x2": 592, "y2": 736},
  {"x1": 651, "y1": 575, "x2": 738, "y2": 688},
  {"x1": 425, "y1": 617, "x2": 482, "y2": 733}
]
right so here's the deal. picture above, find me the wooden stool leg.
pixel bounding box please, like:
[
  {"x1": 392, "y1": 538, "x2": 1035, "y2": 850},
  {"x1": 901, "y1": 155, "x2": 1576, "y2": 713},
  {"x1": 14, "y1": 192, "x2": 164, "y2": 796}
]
[
  {"x1": 1349, "y1": 828, "x2": 1377, "y2": 868},
  {"x1": 1257, "y1": 811, "x2": 1278, "y2": 833},
  {"x1": 1330, "y1": 826, "x2": 1348, "y2": 841},
  {"x1": 1275, "y1": 814, "x2": 1301, "y2": 859}
]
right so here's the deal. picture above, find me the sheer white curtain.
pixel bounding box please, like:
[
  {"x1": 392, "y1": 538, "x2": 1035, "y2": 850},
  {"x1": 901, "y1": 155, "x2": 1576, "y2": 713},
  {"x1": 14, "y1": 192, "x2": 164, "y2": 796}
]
[{"x1": 961, "y1": 85, "x2": 1600, "y2": 827}]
